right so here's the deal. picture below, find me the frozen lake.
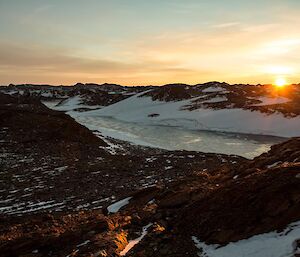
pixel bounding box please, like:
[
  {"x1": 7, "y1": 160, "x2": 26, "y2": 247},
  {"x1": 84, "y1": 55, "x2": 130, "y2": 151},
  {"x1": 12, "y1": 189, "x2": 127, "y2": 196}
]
[
  {"x1": 70, "y1": 113, "x2": 285, "y2": 159},
  {"x1": 42, "y1": 101, "x2": 286, "y2": 159}
]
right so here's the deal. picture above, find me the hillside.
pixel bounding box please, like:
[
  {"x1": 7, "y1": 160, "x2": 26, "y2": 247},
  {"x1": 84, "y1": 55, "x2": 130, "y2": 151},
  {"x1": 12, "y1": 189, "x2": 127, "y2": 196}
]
[
  {"x1": 76, "y1": 83, "x2": 300, "y2": 137},
  {"x1": 0, "y1": 86, "x2": 300, "y2": 257},
  {"x1": 110, "y1": 137, "x2": 300, "y2": 257}
]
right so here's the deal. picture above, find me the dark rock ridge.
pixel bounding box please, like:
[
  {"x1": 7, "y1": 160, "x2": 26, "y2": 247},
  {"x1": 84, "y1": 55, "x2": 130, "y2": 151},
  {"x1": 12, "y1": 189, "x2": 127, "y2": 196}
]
[{"x1": 0, "y1": 93, "x2": 107, "y2": 151}]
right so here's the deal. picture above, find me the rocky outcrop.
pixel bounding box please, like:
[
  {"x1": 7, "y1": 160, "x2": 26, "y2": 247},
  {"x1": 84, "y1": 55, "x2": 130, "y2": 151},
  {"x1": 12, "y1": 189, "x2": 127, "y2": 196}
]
[
  {"x1": 0, "y1": 94, "x2": 107, "y2": 156},
  {"x1": 140, "y1": 83, "x2": 201, "y2": 102},
  {"x1": 121, "y1": 138, "x2": 300, "y2": 256},
  {"x1": 0, "y1": 211, "x2": 128, "y2": 257}
]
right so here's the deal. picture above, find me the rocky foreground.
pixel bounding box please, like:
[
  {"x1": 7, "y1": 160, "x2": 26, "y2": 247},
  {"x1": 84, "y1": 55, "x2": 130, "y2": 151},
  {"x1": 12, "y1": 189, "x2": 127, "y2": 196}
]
[{"x1": 0, "y1": 93, "x2": 300, "y2": 257}]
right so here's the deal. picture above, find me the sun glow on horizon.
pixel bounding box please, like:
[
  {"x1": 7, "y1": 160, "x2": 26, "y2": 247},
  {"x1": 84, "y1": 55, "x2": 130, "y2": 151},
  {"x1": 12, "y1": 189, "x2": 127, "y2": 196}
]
[
  {"x1": 274, "y1": 77, "x2": 287, "y2": 88},
  {"x1": 265, "y1": 66, "x2": 294, "y2": 75}
]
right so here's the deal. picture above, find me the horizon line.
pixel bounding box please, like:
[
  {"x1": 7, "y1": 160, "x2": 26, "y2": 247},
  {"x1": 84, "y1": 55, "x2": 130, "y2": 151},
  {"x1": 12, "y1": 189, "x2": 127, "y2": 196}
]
[{"x1": 2, "y1": 81, "x2": 300, "y2": 87}]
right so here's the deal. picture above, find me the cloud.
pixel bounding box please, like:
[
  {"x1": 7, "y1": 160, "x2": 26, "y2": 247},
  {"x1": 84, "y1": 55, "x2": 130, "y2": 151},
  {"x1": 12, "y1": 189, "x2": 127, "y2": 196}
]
[
  {"x1": 0, "y1": 41, "x2": 209, "y2": 85},
  {"x1": 1, "y1": 10, "x2": 300, "y2": 85},
  {"x1": 212, "y1": 22, "x2": 240, "y2": 28},
  {"x1": 0, "y1": 42, "x2": 141, "y2": 72},
  {"x1": 34, "y1": 4, "x2": 52, "y2": 14}
]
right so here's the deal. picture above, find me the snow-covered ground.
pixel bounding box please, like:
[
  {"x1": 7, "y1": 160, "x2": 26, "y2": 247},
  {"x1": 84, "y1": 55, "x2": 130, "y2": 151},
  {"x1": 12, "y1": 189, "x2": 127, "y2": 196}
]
[
  {"x1": 120, "y1": 223, "x2": 153, "y2": 256},
  {"x1": 107, "y1": 197, "x2": 132, "y2": 214},
  {"x1": 70, "y1": 115, "x2": 278, "y2": 159},
  {"x1": 43, "y1": 96, "x2": 102, "y2": 111},
  {"x1": 202, "y1": 96, "x2": 227, "y2": 103},
  {"x1": 192, "y1": 220, "x2": 300, "y2": 257},
  {"x1": 252, "y1": 96, "x2": 291, "y2": 106},
  {"x1": 42, "y1": 100, "x2": 61, "y2": 109},
  {"x1": 52, "y1": 96, "x2": 83, "y2": 111},
  {"x1": 43, "y1": 92, "x2": 299, "y2": 158},
  {"x1": 202, "y1": 86, "x2": 225, "y2": 93},
  {"x1": 43, "y1": 94, "x2": 289, "y2": 159},
  {"x1": 79, "y1": 93, "x2": 300, "y2": 138}
]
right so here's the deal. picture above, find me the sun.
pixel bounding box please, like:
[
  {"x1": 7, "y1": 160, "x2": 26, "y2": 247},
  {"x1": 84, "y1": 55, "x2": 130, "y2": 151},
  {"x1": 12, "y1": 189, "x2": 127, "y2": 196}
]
[{"x1": 274, "y1": 78, "x2": 287, "y2": 88}]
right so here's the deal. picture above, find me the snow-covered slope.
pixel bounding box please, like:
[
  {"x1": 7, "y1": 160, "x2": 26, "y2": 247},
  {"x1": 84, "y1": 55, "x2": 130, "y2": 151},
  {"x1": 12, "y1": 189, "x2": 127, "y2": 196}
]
[
  {"x1": 78, "y1": 92, "x2": 300, "y2": 137},
  {"x1": 192, "y1": 220, "x2": 300, "y2": 257},
  {"x1": 251, "y1": 96, "x2": 291, "y2": 106},
  {"x1": 51, "y1": 96, "x2": 103, "y2": 111}
]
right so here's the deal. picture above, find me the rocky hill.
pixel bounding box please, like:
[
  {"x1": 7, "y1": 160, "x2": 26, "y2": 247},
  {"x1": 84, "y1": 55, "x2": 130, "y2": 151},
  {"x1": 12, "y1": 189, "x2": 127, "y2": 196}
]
[
  {"x1": 80, "y1": 83, "x2": 300, "y2": 138},
  {"x1": 141, "y1": 82, "x2": 300, "y2": 117},
  {"x1": 2, "y1": 82, "x2": 300, "y2": 117},
  {"x1": 0, "y1": 83, "x2": 152, "y2": 107},
  {"x1": 111, "y1": 137, "x2": 300, "y2": 257},
  {"x1": 0, "y1": 87, "x2": 300, "y2": 257}
]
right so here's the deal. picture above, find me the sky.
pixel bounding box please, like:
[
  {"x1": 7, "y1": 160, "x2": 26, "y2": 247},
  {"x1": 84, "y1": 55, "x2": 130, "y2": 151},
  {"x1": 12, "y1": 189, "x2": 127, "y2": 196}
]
[{"x1": 0, "y1": 0, "x2": 300, "y2": 86}]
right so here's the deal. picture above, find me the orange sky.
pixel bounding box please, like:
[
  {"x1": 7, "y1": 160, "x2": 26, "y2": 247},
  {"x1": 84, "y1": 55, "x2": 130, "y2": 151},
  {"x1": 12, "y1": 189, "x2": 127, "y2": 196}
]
[{"x1": 0, "y1": 0, "x2": 300, "y2": 85}]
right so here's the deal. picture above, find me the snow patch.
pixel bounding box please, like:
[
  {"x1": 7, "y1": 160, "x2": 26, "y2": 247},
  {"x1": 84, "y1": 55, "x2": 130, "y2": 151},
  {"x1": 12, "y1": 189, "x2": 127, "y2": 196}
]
[
  {"x1": 120, "y1": 223, "x2": 153, "y2": 256},
  {"x1": 77, "y1": 93, "x2": 300, "y2": 137},
  {"x1": 252, "y1": 96, "x2": 291, "y2": 106},
  {"x1": 54, "y1": 96, "x2": 83, "y2": 111},
  {"x1": 267, "y1": 161, "x2": 282, "y2": 168},
  {"x1": 192, "y1": 220, "x2": 300, "y2": 257},
  {"x1": 202, "y1": 86, "x2": 225, "y2": 93},
  {"x1": 51, "y1": 96, "x2": 102, "y2": 112},
  {"x1": 107, "y1": 197, "x2": 132, "y2": 214},
  {"x1": 203, "y1": 96, "x2": 227, "y2": 103}
]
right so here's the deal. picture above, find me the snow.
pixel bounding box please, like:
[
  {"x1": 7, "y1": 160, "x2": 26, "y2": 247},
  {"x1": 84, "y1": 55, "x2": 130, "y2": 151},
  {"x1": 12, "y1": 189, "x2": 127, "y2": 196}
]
[
  {"x1": 202, "y1": 86, "x2": 225, "y2": 93},
  {"x1": 51, "y1": 94, "x2": 285, "y2": 158},
  {"x1": 50, "y1": 96, "x2": 102, "y2": 111},
  {"x1": 94, "y1": 132, "x2": 124, "y2": 155},
  {"x1": 76, "y1": 240, "x2": 90, "y2": 248},
  {"x1": 0, "y1": 200, "x2": 66, "y2": 215},
  {"x1": 252, "y1": 96, "x2": 291, "y2": 106},
  {"x1": 120, "y1": 223, "x2": 153, "y2": 256},
  {"x1": 192, "y1": 220, "x2": 300, "y2": 257},
  {"x1": 78, "y1": 93, "x2": 300, "y2": 137},
  {"x1": 42, "y1": 91, "x2": 295, "y2": 158},
  {"x1": 107, "y1": 197, "x2": 132, "y2": 214},
  {"x1": 203, "y1": 96, "x2": 227, "y2": 103},
  {"x1": 54, "y1": 166, "x2": 68, "y2": 172},
  {"x1": 267, "y1": 161, "x2": 282, "y2": 168},
  {"x1": 70, "y1": 114, "x2": 275, "y2": 158},
  {"x1": 42, "y1": 100, "x2": 61, "y2": 109},
  {"x1": 93, "y1": 126, "x2": 156, "y2": 149},
  {"x1": 41, "y1": 92, "x2": 54, "y2": 98},
  {"x1": 52, "y1": 96, "x2": 83, "y2": 111}
]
